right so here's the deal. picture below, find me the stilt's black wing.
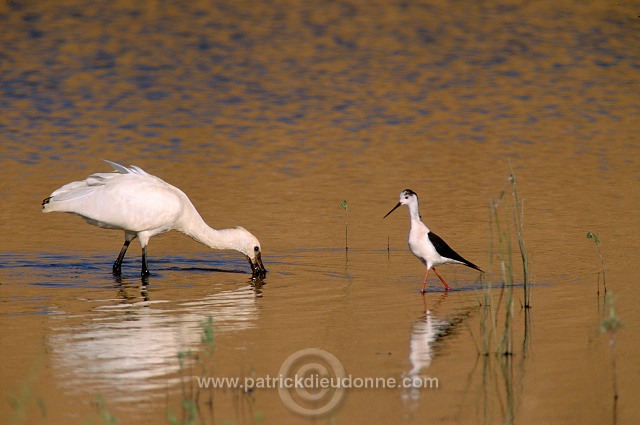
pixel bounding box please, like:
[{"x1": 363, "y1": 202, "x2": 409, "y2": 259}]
[{"x1": 428, "y1": 231, "x2": 483, "y2": 272}]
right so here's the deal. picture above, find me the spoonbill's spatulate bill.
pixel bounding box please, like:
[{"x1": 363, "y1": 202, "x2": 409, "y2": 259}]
[
  {"x1": 42, "y1": 160, "x2": 266, "y2": 278},
  {"x1": 384, "y1": 189, "x2": 481, "y2": 292}
]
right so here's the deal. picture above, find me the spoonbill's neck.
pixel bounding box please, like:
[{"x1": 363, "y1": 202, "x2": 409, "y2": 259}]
[{"x1": 178, "y1": 205, "x2": 244, "y2": 251}]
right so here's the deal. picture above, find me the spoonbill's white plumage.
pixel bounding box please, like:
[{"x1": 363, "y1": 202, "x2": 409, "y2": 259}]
[
  {"x1": 384, "y1": 189, "x2": 481, "y2": 292},
  {"x1": 42, "y1": 160, "x2": 266, "y2": 278}
]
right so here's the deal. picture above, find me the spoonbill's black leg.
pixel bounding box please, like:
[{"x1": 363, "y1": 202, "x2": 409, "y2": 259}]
[
  {"x1": 113, "y1": 240, "x2": 131, "y2": 275},
  {"x1": 141, "y1": 246, "x2": 150, "y2": 276}
]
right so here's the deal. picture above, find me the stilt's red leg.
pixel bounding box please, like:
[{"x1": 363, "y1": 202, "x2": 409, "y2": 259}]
[
  {"x1": 421, "y1": 268, "x2": 430, "y2": 293},
  {"x1": 432, "y1": 267, "x2": 452, "y2": 291}
]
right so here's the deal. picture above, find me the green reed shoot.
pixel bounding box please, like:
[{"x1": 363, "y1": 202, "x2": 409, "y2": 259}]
[
  {"x1": 482, "y1": 165, "x2": 532, "y2": 357},
  {"x1": 341, "y1": 200, "x2": 349, "y2": 251},
  {"x1": 600, "y1": 292, "x2": 623, "y2": 422},
  {"x1": 492, "y1": 193, "x2": 514, "y2": 356},
  {"x1": 587, "y1": 232, "x2": 606, "y2": 294},
  {"x1": 200, "y1": 317, "x2": 215, "y2": 358},
  {"x1": 94, "y1": 395, "x2": 118, "y2": 425},
  {"x1": 172, "y1": 349, "x2": 198, "y2": 425},
  {"x1": 472, "y1": 166, "x2": 533, "y2": 424},
  {"x1": 478, "y1": 190, "x2": 512, "y2": 357},
  {"x1": 481, "y1": 197, "x2": 500, "y2": 355},
  {"x1": 509, "y1": 163, "x2": 531, "y2": 308},
  {"x1": 171, "y1": 318, "x2": 216, "y2": 425},
  {"x1": 8, "y1": 343, "x2": 46, "y2": 425}
]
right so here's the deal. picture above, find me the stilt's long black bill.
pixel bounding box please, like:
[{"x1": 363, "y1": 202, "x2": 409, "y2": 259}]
[{"x1": 383, "y1": 202, "x2": 402, "y2": 219}]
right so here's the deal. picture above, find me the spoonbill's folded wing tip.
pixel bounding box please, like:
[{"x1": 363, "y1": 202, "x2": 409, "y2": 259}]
[
  {"x1": 102, "y1": 159, "x2": 149, "y2": 176},
  {"x1": 102, "y1": 159, "x2": 129, "y2": 174}
]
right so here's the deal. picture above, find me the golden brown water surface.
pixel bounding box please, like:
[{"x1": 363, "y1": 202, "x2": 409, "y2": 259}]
[{"x1": 1, "y1": 1, "x2": 639, "y2": 424}]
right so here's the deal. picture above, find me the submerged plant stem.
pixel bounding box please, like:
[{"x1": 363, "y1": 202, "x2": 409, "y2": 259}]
[
  {"x1": 587, "y1": 232, "x2": 606, "y2": 295},
  {"x1": 341, "y1": 200, "x2": 349, "y2": 251}
]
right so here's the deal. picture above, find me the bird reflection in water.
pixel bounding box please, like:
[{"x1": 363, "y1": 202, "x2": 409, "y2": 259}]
[
  {"x1": 112, "y1": 274, "x2": 150, "y2": 302},
  {"x1": 402, "y1": 293, "x2": 450, "y2": 408},
  {"x1": 49, "y1": 284, "x2": 260, "y2": 405}
]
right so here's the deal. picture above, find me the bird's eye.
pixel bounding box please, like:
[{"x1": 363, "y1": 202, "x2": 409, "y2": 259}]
[
  {"x1": 254, "y1": 246, "x2": 260, "y2": 252},
  {"x1": 404, "y1": 196, "x2": 409, "y2": 199}
]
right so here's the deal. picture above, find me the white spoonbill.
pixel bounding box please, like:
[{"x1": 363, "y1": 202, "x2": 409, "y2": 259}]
[
  {"x1": 384, "y1": 189, "x2": 481, "y2": 292},
  {"x1": 42, "y1": 160, "x2": 266, "y2": 278}
]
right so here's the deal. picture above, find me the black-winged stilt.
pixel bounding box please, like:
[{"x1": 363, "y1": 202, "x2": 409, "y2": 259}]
[{"x1": 384, "y1": 189, "x2": 482, "y2": 292}]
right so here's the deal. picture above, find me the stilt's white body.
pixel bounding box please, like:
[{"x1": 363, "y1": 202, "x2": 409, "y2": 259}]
[
  {"x1": 42, "y1": 160, "x2": 265, "y2": 276},
  {"x1": 405, "y1": 199, "x2": 465, "y2": 270}
]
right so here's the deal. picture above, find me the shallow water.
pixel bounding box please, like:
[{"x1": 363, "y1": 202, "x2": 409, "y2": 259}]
[{"x1": 1, "y1": 0, "x2": 640, "y2": 424}]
